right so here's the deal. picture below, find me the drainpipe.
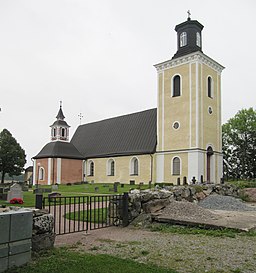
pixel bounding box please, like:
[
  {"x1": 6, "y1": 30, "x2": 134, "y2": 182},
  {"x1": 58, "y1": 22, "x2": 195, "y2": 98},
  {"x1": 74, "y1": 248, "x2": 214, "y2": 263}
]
[{"x1": 150, "y1": 154, "x2": 153, "y2": 184}]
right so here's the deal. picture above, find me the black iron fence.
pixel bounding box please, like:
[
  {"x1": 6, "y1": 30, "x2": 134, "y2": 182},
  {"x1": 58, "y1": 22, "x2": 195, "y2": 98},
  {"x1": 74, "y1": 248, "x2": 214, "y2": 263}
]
[{"x1": 35, "y1": 193, "x2": 129, "y2": 235}]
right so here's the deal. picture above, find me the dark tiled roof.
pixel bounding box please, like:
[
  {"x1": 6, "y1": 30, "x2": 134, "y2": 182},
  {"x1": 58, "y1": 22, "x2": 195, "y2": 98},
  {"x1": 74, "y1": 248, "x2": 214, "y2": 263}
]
[
  {"x1": 71, "y1": 108, "x2": 157, "y2": 159},
  {"x1": 56, "y1": 107, "x2": 65, "y2": 120},
  {"x1": 33, "y1": 141, "x2": 84, "y2": 159},
  {"x1": 50, "y1": 119, "x2": 70, "y2": 127}
]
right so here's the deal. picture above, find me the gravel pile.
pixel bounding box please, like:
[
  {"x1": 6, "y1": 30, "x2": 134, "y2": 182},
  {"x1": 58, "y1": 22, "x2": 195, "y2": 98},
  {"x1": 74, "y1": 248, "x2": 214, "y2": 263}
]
[
  {"x1": 160, "y1": 200, "x2": 218, "y2": 221},
  {"x1": 198, "y1": 194, "x2": 256, "y2": 211}
]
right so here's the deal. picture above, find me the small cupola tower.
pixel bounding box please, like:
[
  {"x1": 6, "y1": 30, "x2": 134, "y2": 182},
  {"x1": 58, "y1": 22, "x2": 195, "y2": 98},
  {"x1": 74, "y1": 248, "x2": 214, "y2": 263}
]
[
  {"x1": 50, "y1": 102, "x2": 70, "y2": 142},
  {"x1": 172, "y1": 11, "x2": 204, "y2": 59}
]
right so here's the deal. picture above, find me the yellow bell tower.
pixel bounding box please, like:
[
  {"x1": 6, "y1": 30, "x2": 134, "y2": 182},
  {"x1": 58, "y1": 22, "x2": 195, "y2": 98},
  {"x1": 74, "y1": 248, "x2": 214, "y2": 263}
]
[{"x1": 154, "y1": 14, "x2": 225, "y2": 184}]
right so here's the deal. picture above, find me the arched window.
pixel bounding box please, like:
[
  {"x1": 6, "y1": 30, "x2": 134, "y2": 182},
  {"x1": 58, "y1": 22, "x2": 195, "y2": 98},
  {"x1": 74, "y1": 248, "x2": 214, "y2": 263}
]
[
  {"x1": 130, "y1": 157, "x2": 139, "y2": 176},
  {"x1": 52, "y1": 128, "x2": 56, "y2": 137},
  {"x1": 39, "y1": 167, "x2": 45, "y2": 180},
  {"x1": 196, "y1": 32, "x2": 201, "y2": 47},
  {"x1": 107, "y1": 159, "x2": 115, "y2": 176},
  {"x1": 172, "y1": 157, "x2": 181, "y2": 175},
  {"x1": 88, "y1": 161, "x2": 94, "y2": 176},
  {"x1": 208, "y1": 76, "x2": 213, "y2": 98},
  {"x1": 180, "y1": 32, "x2": 187, "y2": 47},
  {"x1": 173, "y1": 75, "x2": 181, "y2": 97},
  {"x1": 61, "y1": 128, "x2": 66, "y2": 137}
]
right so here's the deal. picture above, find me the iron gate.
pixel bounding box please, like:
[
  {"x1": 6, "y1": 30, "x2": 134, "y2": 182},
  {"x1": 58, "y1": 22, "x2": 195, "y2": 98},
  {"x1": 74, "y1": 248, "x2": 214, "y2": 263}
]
[{"x1": 39, "y1": 193, "x2": 128, "y2": 235}]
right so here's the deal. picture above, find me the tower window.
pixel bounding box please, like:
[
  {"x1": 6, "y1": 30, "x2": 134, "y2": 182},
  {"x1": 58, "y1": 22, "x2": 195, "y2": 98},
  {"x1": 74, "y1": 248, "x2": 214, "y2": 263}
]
[
  {"x1": 130, "y1": 157, "x2": 139, "y2": 176},
  {"x1": 180, "y1": 32, "x2": 187, "y2": 47},
  {"x1": 172, "y1": 157, "x2": 181, "y2": 175},
  {"x1": 61, "y1": 128, "x2": 66, "y2": 137},
  {"x1": 107, "y1": 159, "x2": 115, "y2": 176},
  {"x1": 52, "y1": 128, "x2": 56, "y2": 137},
  {"x1": 196, "y1": 32, "x2": 201, "y2": 47},
  {"x1": 172, "y1": 75, "x2": 181, "y2": 97},
  {"x1": 208, "y1": 76, "x2": 213, "y2": 98}
]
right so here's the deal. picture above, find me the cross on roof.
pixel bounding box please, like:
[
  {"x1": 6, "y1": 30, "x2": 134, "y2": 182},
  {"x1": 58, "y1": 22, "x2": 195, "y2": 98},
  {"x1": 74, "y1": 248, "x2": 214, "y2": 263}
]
[{"x1": 187, "y1": 10, "x2": 191, "y2": 19}]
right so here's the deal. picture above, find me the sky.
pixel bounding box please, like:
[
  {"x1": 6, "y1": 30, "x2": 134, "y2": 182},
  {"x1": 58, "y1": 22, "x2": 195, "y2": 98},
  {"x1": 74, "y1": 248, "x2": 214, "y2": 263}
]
[{"x1": 0, "y1": 0, "x2": 255, "y2": 168}]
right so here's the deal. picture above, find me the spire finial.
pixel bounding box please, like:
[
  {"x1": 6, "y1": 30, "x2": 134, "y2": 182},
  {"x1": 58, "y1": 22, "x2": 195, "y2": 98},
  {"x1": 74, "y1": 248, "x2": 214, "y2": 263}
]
[
  {"x1": 187, "y1": 10, "x2": 191, "y2": 20},
  {"x1": 60, "y1": 100, "x2": 62, "y2": 108},
  {"x1": 78, "y1": 113, "x2": 83, "y2": 125}
]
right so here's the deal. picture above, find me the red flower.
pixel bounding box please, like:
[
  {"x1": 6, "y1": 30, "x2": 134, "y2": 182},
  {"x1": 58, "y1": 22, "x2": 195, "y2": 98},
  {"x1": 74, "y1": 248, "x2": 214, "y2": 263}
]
[{"x1": 10, "y1": 198, "x2": 24, "y2": 204}]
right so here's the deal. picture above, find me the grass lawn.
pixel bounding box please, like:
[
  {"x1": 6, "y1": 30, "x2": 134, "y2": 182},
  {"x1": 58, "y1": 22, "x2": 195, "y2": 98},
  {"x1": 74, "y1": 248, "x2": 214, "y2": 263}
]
[
  {"x1": 65, "y1": 208, "x2": 107, "y2": 223},
  {"x1": 151, "y1": 223, "x2": 256, "y2": 238},
  {"x1": 6, "y1": 247, "x2": 177, "y2": 273},
  {"x1": 0, "y1": 183, "x2": 150, "y2": 208}
]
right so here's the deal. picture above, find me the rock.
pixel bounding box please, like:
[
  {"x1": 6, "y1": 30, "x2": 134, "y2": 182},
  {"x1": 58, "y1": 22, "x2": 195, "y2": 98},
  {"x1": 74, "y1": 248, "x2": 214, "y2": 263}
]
[
  {"x1": 142, "y1": 199, "x2": 170, "y2": 213},
  {"x1": 32, "y1": 231, "x2": 56, "y2": 252},
  {"x1": 130, "y1": 213, "x2": 152, "y2": 228},
  {"x1": 158, "y1": 189, "x2": 173, "y2": 199},
  {"x1": 240, "y1": 188, "x2": 256, "y2": 202},
  {"x1": 195, "y1": 191, "x2": 207, "y2": 201},
  {"x1": 130, "y1": 189, "x2": 140, "y2": 194},
  {"x1": 33, "y1": 214, "x2": 54, "y2": 234},
  {"x1": 140, "y1": 191, "x2": 154, "y2": 203},
  {"x1": 181, "y1": 188, "x2": 191, "y2": 199},
  {"x1": 33, "y1": 209, "x2": 49, "y2": 217}
]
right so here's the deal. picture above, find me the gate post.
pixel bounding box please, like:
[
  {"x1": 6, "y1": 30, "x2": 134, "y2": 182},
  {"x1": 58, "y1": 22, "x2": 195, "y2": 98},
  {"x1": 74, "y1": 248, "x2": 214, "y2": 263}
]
[
  {"x1": 35, "y1": 194, "x2": 43, "y2": 209},
  {"x1": 122, "y1": 192, "x2": 129, "y2": 227}
]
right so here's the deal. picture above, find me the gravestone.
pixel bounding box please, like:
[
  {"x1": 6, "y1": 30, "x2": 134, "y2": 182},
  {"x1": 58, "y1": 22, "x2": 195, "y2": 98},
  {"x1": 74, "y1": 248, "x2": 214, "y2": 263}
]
[
  {"x1": 113, "y1": 183, "x2": 118, "y2": 193},
  {"x1": 51, "y1": 185, "x2": 58, "y2": 191},
  {"x1": 200, "y1": 175, "x2": 204, "y2": 184},
  {"x1": 94, "y1": 187, "x2": 99, "y2": 193},
  {"x1": 120, "y1": 184, "x2": 124, "y2": 188},
  {"x1": 192, "y1": 177, "x2": 196, "y2": 185},
  {"x1": 177, "y1": 177, "x2": 181, "y2": 186},
  {"x1": 183, "y1": 176, "x2": 187, "y2": 185},
  {"x1": 7, "y1": 184, "x2": 23, "y2": 202}
]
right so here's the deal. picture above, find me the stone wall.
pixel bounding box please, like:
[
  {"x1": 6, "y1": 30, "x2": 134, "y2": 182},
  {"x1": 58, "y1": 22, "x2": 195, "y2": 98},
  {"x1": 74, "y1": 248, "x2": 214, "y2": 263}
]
[{"x1": 126, "y1": 183, "x2": 240, "y2": 224}]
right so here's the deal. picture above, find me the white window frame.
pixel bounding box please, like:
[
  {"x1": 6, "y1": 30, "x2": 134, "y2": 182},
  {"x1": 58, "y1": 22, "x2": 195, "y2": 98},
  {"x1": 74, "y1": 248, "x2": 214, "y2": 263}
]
[
  {"x1": 130, "y1": 157, "x2": 139, "y2": 176},
  {"x1": 39, "y1": 167, "x2": 45, "y2": 180},
  {"x1": 88, "y1": 160, "x2": 94, "y2": 176},
  {"x1": 207, "y1": 76, "x2": 214, "y2": 98},
  {"x1": 172, "y1": 156, "x2": 182, "y2": 176},
  {"x1": 180, "y1": 32, "x2": 187, "y2": 47},
  {"x1": 171, "y1": 74, "x2": 182, "y2": 97},
  {"x1": 107, "y1": 159, "x2": 115, "y2": 176},
  {"x1": 196, "y1": 32, "x2": 201, "y2": 47}
]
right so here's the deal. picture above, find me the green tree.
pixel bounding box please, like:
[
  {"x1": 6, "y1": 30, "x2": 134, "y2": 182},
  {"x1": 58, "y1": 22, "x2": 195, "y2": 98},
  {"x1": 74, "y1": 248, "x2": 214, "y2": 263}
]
[
  {"x1": 222, "y1": 108, "x2": 256, "y2": 180},
  {"x1": 0, "y1": 129, "x2": 26, "y2": 183}
]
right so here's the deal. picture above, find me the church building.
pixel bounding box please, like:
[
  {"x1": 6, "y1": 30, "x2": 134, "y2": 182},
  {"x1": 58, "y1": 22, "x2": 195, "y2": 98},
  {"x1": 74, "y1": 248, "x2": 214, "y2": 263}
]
[{"x1": 33, "y1": 15, "x2": 224, "y2": 186}]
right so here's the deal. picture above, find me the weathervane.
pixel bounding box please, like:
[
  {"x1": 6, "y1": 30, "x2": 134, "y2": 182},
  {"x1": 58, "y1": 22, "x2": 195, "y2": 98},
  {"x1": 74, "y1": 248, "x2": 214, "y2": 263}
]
[
  {"x1": 78, "y1": 113, "x2": 83, "y2": 125},
  {"x1": 187, "y1": 10, "x2": 191, "y2": 19}
]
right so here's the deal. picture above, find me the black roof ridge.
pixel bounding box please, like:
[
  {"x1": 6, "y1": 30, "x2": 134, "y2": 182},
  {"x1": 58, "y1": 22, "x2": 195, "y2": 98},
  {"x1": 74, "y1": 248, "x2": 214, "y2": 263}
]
[{"x1": 79, "y1": 108, "x2": 157, "y2": 128}]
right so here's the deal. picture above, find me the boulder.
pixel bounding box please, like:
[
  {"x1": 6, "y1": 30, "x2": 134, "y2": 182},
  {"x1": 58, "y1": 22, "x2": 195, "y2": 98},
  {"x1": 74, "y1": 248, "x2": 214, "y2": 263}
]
[
  {"x1": 142, "y1": 199, "x2": 170, "y2": 213},
  {"x1": 33, "y1": 214, "x2": 54, "y2": 234},
  {"x1": 130, "y1": 213, "x2": 152, "y2": 228},
  {"x1": 240, "y1": 188, "x2": 256, "y2": 202},
  {"x1": 32, "y1": 231, "x2": 56, "y2": 252}
]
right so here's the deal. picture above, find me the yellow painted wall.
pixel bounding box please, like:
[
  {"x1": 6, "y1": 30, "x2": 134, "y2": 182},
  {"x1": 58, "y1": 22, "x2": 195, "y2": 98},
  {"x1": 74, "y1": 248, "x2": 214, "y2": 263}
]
[
  {"x1": 86, "y1": 154, "x2": 153, "y2": 184},
  {"x1": 163, "y1": 152, "x2": 188, "y2": 184}
]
